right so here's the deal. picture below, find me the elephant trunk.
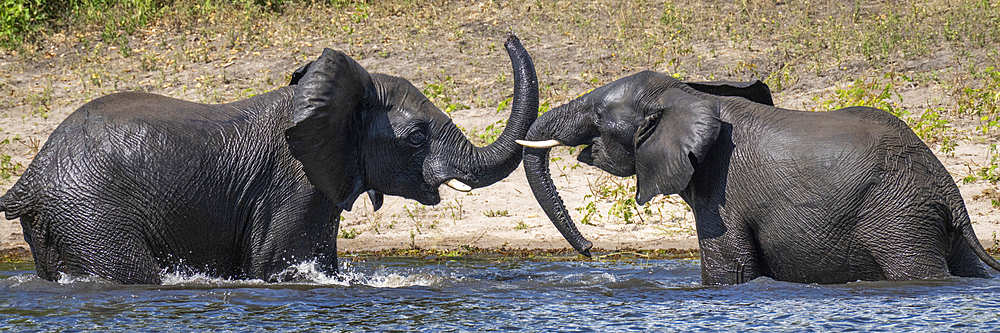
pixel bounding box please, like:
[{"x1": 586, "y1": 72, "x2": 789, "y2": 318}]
[
  {"x1": 439, "y1": 34, "x2": 539, "y2": 189},
  {"x1": 521, "y1": 103, "x2": 594, "y2": 257}
]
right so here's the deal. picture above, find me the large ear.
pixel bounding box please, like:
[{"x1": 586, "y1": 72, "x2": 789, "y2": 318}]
[
  {"x1": 633, "y1": 88, "x2": 721, "y2": 204},
  {"x1": 288, "y1": 61, "x2": 313, "y2": 85},
  {"x1": 685, "y1": 80, "x2": 774, "y2": 106},
  {"x1": 285, "y1": 48, "x2": 375, "y2": 211}
]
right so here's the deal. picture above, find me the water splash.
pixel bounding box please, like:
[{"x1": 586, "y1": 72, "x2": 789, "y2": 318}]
[
  {"x1": 155, "y1": 260, "x2": 444, "y2": 288},
  {"x1": 160, "y1": 271, "x2": 268, "y2": 286},
  {"x1": 56, "y1": 272, "x2": 114, "y2": 285},
  {"x1": 364, "y1": 273, "x2": 441, "y2": 288}
]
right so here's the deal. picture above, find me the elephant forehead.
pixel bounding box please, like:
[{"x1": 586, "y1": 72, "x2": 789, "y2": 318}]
[{"x1": 386, "y1": 103, "x2": 451, "y2": 133}]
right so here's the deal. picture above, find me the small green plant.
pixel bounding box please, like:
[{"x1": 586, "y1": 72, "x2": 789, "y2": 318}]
[
  {"x1": 484, "y1": 209, "x2": 509, "y2": 217},
  {"x1": 495, "y1": 97, "x2": 512, "y2": 113},
  {"x1": 404, "y1": 204, "x2": 426, "y2": 233},
  {"x1": 538, "y1": 100, "x2": 551, "y2": 115},
  {"x1": 338, "y1": 228, "x2": 360, "y2": 239},
  {"x1": 470, "y1": 120, "x2": 505, "y2": 146},
  {"x1": 422, "y1": 75, "x2": 470, "y2": 114},
  {"x1": 24, "y1": 81, "x2": 53, "y2": 119},
  {"x1": 513, "y1": 221, "x2": 529, "y2": 230},
  {"x1": 577, "y1": 199, "x2": 599, "y2": 226},
  {"x1": 576, "y1": 175, "x2": 652, "y2": 225},
  {"x1": 963, "y1": 144, "x2": 1000, "y2": 184},
  {"x1": 444, "y1": 197, "x2": 464, "y2": 221},
  {"x1": 0, "y1": 138, "x2": 22, "y2": 181},
  {"x1": 908, "y1": 107, "x2": 957, "y2": 154}
]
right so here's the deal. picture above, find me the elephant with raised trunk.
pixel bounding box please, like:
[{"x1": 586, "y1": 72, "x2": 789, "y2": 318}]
[
  {"x1": 0, "y1": 34, "x2": 539, "y2": 284},
  {"x1": 519, "y1": 71, "x2": 1000, "y2": 285}
]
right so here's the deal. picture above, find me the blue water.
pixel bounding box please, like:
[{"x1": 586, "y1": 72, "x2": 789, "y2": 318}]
[{"x1": 1, "y1": 256, "x2": 999, "y2": 331}]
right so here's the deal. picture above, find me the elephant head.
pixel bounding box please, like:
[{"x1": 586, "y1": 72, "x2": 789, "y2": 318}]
[
  {"x1": 287, "y1": 34, "x2": 538, "y2": 210},
  {"x1": 517, "y1": 71, "x2": 772, "y2": 256}
]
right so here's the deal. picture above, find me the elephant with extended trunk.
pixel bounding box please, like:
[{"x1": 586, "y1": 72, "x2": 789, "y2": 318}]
[
  {"x1": 0, "y1": 34, "x2": 539, "y2": 284},
  {"x1": 519, "y1": 71, "x2": 1000, "y2": 285}
]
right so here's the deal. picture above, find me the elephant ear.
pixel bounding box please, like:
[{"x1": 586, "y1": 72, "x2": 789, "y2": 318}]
[
  {"x1": 288, "y1": 61, "x2": 313, "y2": 85},
  {"x1": 633, "y1": 88, "x2": 721, "y2": 204},
  {"x1": 285, "y1": 48, "x2": 375, "y2": 211},
  {"x1": 685, "y1": 80, "x2": 774, "y2": 106}
]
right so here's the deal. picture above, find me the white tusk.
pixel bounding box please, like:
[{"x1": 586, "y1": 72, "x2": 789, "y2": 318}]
[
  {"x1": 515, "y1": 139, "x2": 563, "y2": 149},
  {"x1": 445, "y1": 179, "x2": 472, "y2": 192}
]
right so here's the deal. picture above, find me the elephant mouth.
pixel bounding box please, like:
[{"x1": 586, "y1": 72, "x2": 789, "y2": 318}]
[
  {"x1": 443, "y1": 179, "x2": 472, "y2": 192},
  {"x1": 576, "y1": 141, "x2": 635, "y2": 177},
  {"x1": 577, "y1": 145, "x2": 595, "y2": 165},
  {"x1": 411, "y1": 178, "x2": 472, "y2": 206}
]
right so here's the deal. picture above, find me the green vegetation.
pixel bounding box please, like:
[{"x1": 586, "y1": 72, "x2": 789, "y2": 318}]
[
  {"x1": 469, "y1": 120, "x2": 505, "y2": 146},
  {"x1": 0, "y1": 138, "x2": 21, "y2": 181},
  {"x1": 575, "y1": 174, "x2": 693, "y2": 237},
  {"x1": 484, "y1": 209, "x2": 509, "y2": 218},
  {"x1": 812, "y1": 73, "x2": 957, "y2": 154},
  {"x1": 422, "y1": 75, "x2": 470, "y2": 115},
  {"x1": 4, "y1": 0, "x2": 1000, "y2": 243},
  {"x1": 338, "y1": 227, "x2": 360, "y2": 239},
  {"x1": 513, "y1": 220, "x2": 528, "y2": 230}
]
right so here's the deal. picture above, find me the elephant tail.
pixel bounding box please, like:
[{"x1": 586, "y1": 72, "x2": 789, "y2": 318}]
[
  {"x1": 952, "y1": 199, "x2": 1000, "y2": 273},
  {"x1": 964, "y1": 222, "x2": 1000, "y2": 273}
]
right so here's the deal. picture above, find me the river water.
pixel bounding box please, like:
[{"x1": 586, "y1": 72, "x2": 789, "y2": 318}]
[{"x1": 1, "y1": 256, "x2": 999, "y2": 331}]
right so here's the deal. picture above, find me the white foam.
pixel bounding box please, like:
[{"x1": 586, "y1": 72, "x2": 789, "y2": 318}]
[{"x1": 363, "y1": 273, "x2": 440, "y2": 288}]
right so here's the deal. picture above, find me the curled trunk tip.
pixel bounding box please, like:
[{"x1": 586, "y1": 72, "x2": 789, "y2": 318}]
[{"x1": 523, "y1": 146, "x2": 594, "y2": 257}]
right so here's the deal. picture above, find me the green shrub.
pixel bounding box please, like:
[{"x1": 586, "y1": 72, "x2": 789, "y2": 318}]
[
  {"x1": 1, "y1": 0, "x2": 46, "y2": 49},
  {"x1": 0, "y1": 0, "x2": 303, "y2": 51}
]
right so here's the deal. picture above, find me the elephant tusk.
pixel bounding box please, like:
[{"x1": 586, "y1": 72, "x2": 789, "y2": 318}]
[
  {"x1": 445, "y1": 179, "x2": 472, "y2": 192},
  {"x1": 515, "y1": 139, "x2": 563, "y2": 149}
]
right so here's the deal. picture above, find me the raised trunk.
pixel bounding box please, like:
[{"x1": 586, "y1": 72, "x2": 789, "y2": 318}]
[{"x1": 441, "y1": 34, "x2": 539, "y2": 188}]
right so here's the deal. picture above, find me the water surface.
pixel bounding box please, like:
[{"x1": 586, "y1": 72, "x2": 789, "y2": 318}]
[{"x1": 2, "y1": 257, "x2": 998, "y2": 331}]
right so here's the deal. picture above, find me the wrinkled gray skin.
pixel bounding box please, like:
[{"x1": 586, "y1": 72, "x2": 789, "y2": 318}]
[
  {"x1": 0, "y1": 34, "x2": 539, "y2": 284},
  {"x1": 523, "y1": 71, "x2": 1000, "y2": 285}
]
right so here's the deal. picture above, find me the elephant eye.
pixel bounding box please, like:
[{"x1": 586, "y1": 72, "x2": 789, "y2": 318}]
[{"x1": 406, "y1": 130, "x2": 427, "y2": 146}]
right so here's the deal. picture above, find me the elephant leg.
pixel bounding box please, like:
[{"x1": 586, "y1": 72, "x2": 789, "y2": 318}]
[
  {"x1": 945, "y1": 234, "x2": 990, "y2": 278},
  {"x1": 696, "y1": 218, "x2": 762, "y2": 285},
  {"x1": 864, "y1": 222, "x2": 951, "y2": 281},
  {"x1": 68, "y1": 228, "x2": 162, "y2": 284}
]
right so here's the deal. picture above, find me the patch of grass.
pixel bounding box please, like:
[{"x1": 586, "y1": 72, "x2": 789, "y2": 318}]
[
  {"x1": 469, "y1": 119, "x2": 504, "y2": 146},
  {"x1": 814, "y1": 73, "x2": 902, "y2": 114},
  {"x1": 0, "y1": 138, "x2": 23, "y2": 181},
  {"x1": 513, "y1": 220, "x2": 529, "y2": 230},
  {"x1": 963, "y1": 144, "x2": 1000, "y2": 184},
  {"x1": 956, "y1": 66, "x2": 1000, "y2": 136},
  {"x1": 443, "y1": 197, "x2": 463, "y2": 221},
  {"x1": 338, "y1": 227, "x2": 360, "y2": 239},
  {"x1": 814, "y1": 73, "x2": 958, "y2": 154},
  {"x1": 422, "y1": 75, "x2": 470, "y2": 115},
  {"x1": 24, "y1": 80, "x2": 53, "y2": 119},
  {"x1": 577, "y1": 174, "x2": 674, "y2": 226},
  {"x1": 484, "y1": 209, "x2": 509, "y2": 217}
]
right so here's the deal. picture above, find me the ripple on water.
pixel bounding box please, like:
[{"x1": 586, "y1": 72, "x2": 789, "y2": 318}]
[{"x1": 0, "y1": 258, "x2": 998, "y2": 331}]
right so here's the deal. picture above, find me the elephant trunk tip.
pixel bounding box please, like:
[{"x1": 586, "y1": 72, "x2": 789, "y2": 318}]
[
  {"x1": 505, "y1": 32, "x2": 522, "y2": 50},
  {"x1": 578, "y1": 241, "x2": 593, "y2": 258}
]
